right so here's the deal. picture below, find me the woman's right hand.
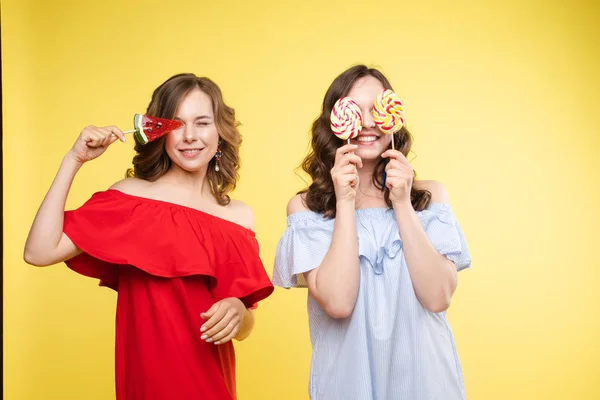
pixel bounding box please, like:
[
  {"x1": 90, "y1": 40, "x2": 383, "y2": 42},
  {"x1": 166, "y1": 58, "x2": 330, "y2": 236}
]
[
  {"x1": 331, "y1": 144, "x2": 363, "y2": 203},
  {"x1": 67, "y1": 125, "x2": 125, "y2": 164}
]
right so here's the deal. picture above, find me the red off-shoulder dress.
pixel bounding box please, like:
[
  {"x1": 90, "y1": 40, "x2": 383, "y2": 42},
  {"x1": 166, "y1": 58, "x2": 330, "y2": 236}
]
[{"x1": 62, "y1": 190, "x2": 274, "y2": 400}]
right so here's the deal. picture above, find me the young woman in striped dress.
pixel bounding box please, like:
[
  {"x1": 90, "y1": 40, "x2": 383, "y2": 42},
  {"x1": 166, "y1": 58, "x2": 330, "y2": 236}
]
[{"x1": 273, "y1": 65, "x2": 472, "y2": 400}]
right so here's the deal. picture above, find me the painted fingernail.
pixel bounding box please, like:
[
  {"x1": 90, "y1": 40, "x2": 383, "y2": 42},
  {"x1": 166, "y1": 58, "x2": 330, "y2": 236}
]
[
  {"x1": 206, "y1": 338, "x2": 213, "y2": 343},
  {"x1": 214, "y1": 341, "x2": 220, "y2": 345},
  {"x1": 200, "y1": 326, "x2": 207, "y2": 332},
  {"x1": 201, "y1": 335, "x2": 207, "y2": 340}
]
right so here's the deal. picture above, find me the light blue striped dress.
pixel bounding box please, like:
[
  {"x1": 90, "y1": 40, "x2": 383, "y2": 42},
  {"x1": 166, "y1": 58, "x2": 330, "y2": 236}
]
[{"x1": 273, "y1": 203, "x2": 471, "y2": 400}]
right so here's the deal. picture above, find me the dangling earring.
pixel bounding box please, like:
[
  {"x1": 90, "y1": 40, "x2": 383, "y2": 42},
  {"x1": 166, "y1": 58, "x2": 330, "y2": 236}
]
[{"x1": 214, "y1": 141, "x2": 222, "y2": 172}]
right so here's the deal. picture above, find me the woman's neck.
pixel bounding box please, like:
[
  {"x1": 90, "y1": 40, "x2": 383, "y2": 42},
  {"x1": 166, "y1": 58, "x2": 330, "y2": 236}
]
[
  {"x1": 160, "y1": 166, "x2": 213, "y2": 199},
  {"x1": 355, "y1": 162, "x2": 387, "y2": 209}
]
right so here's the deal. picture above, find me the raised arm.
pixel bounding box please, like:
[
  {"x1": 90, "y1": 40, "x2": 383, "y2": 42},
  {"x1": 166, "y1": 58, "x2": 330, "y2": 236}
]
[
  {"x1": 23, "y1": 126, "x2": 125, "y2": 266},
  {"x1": 301, "y1": 144, "x2": 363, "y2": 319},
  {"x1": 383, "y1": 149, "x2": 458, "y2": 313}
]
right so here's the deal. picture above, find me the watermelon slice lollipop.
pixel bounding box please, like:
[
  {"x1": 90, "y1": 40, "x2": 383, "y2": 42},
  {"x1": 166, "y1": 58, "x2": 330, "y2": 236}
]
[{"x1": 123, "y1": 114, "x2": 183, "y2": 144}]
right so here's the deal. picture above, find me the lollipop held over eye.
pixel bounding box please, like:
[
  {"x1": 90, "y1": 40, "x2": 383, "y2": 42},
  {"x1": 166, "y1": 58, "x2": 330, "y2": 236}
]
[
  {"x1": 372, "y1": 89, "x2": 404, "y2": 150},
  {"x1": 330, "y1": 97, "x2": 362, "y2": 144},
  {"x1": 121, "y1": 114, "x2": 184, "y2": 145}
]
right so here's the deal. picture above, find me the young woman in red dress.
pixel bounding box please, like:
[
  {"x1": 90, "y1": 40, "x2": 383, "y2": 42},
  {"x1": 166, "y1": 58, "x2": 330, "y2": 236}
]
[{"x1": 23, "y1": 73, "x2": 274, "y2": 400}]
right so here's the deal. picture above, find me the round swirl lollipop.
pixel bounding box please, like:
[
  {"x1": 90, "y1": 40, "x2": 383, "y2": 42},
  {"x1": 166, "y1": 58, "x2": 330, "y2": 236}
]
[
  {"x1": 373, "y1": 89, "x2": 404, "y2": 149},
  {"x1": 330, "y1": 97, "x2": 363, "y2": 143}
]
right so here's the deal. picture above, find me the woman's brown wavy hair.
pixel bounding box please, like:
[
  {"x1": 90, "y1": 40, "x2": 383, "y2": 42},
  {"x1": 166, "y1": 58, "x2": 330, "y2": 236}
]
[
  {"x1": 300, "y1": 65, "x2": 431, "y2": 218},
  {"x1": 126, "y1": 73, "x2": 241, "y2": 205}
]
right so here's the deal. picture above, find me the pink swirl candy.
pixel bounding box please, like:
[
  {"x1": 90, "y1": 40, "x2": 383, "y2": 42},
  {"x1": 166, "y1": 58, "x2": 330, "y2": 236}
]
[{"x1": 330, "y1": 97, "x2": 363, "y2": 140}]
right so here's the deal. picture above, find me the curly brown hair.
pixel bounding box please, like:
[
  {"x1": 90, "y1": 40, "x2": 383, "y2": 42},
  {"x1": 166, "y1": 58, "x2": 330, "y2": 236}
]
[
  {"x1": 126, "y1": 73, "x2": 241, "y2": 205},
  {"x1": 300, "y1": 65, "x2": 431, "y2": 218}
]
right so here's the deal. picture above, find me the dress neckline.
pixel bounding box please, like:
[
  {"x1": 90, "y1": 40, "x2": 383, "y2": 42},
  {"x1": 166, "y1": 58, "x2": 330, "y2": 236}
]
[{"x1": 106, "y1": 189, "x2": 255, "y2": 235}]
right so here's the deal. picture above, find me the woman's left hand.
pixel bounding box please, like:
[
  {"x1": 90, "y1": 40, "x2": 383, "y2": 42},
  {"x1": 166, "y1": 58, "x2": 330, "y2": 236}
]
[
  {"x1": 200, "y1": 297, "x2": 246, "y2": 345},
  {"x1": 382, "y1": 150, "x2": 414, "y2": 206}
]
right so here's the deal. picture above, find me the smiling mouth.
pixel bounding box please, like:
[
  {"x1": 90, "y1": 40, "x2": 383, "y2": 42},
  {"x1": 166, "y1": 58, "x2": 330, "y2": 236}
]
[
  {"x1": 179, "y1": 148, "x2": 204, "y2": 155},
  {"x1": 355, "y1": 135, "x2": 380, "y2": 143}
]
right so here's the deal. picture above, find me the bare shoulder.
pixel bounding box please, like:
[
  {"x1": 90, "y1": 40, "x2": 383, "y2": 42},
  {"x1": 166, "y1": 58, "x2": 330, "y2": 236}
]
[
  {"x1": 109, "y1": 177, "x2": 150, "y2": 195},
  {"x1": 286, "y1": 193, "x2": 310, "y2": 216},
  {"x1": 414, "y1": 180, "x2": 450, "y2": 204},
  {"x1": 226, "y1": 199, "x2": 255, "y2": 230}
]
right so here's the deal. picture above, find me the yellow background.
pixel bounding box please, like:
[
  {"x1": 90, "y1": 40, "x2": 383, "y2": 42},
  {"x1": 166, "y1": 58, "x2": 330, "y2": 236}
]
[{"x1": 3, "y1": 0, "x2": 600, "y2": 399}]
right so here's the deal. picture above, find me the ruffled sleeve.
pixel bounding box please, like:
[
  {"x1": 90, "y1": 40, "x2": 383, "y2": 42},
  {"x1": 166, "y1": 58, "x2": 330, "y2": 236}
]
[
  {"x1": 417, "y1": 203, "x2": 472, "y2": 271},
  {"x1": 272, "y1": 212, "x2": 334, "y2": 288},
  {"x1": 63, "y1": 190, "x2": 273, "y2": 307}
]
